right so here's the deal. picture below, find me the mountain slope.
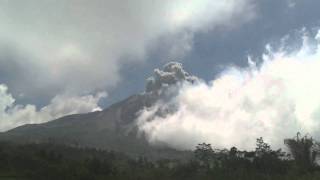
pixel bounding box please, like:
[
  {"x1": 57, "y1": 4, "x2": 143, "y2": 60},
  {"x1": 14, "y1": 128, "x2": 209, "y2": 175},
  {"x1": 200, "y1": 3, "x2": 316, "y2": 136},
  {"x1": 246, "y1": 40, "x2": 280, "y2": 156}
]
[{"x1": 0, "y1": 62, "x2": 195, "y2": 159}]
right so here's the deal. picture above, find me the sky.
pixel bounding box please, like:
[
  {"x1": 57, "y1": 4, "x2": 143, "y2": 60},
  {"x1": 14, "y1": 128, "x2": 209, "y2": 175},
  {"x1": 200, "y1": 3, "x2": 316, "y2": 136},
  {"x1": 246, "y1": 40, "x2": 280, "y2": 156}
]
[{"x1": 1, "y1": 0, "x2": 320, "y2": 145}]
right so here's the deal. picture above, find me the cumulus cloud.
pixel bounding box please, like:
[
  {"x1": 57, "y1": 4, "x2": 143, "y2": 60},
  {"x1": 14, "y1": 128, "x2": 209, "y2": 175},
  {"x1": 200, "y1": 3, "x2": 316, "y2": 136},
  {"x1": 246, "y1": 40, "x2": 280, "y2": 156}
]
[
  {"x1": 0, "y1": 84, "x2": 106, "y2": 132},
  {"x1": 0, "y1": 0, "x2": 254, "y2": 101},
  {"x1": 137, "y1": 29, "x2": 320, "y2": 151},
  {"x1": 166, "y1": 0, "x2": 255, "y2": 31},
  {"x1": 0, "y1": 0, "x2": 255, "y2": 132}
]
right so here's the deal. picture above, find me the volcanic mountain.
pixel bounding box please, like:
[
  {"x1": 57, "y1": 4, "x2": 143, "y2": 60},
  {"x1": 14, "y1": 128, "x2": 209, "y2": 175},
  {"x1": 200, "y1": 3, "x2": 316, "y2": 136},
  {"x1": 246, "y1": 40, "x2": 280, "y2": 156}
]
[{"x1": 0, "y1": 62, "x2": 196, "y2": 159}]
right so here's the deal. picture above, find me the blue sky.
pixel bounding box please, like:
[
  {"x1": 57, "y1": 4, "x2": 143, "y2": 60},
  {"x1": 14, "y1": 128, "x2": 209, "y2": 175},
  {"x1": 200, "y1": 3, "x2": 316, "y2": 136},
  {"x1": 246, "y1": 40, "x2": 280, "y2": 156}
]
[
  {"x1": 1, "y1": 0, "x2": 320, "y2": 131},
  {"x1": 106, "y1": 0, "x2": 320, "y2": 107}
]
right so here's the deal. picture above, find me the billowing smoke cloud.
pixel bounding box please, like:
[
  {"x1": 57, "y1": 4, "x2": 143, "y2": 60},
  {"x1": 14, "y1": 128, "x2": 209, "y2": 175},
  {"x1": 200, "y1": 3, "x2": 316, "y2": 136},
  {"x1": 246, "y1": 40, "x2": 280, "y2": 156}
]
[
  {"x1": 0, "y1": 0, "x2": 255, "y2": 131},
  {"x1": 137, "y1": 29, "x2": 320, "y2": 151},
  {"x1": 146, "y1": 62, "x2": 198, "y2": 93},
  {"x1": 0, "y1": 0, "x2": 254, "y2": 101},
  {"x1": 0, "y1": 84, "x2": 106, "y2": 132}
]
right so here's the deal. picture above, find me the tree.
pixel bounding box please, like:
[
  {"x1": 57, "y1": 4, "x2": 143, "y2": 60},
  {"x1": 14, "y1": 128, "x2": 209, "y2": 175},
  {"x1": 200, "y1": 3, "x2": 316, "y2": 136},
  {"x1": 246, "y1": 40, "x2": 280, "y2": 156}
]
[
  {"x1": 194, "y1": 143, "x2": 214, "y2": 169},
  {"x1": 253, "y1": 137, "x2": 289, "y2": 174},
  {"x1": 284, "y1": 132, "x2": 319, "y2": 171},
  {"x1": 229, "y1": 147, "x2": 238, "y2": 157},
  {"x1": 255, "y1": 137, "x2": 271, "y2": 157}
]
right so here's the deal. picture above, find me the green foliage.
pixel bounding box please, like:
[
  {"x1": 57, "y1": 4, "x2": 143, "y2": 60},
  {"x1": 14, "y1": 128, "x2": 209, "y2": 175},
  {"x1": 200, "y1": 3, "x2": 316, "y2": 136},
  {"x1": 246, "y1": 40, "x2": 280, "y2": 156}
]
[
  {"x1": 0, "y1": 134, "x2": 319, "y2": 180},
  {"x1": 194, "y1": 143, "x2": 214, "y2": 168},
  {"x1": 285, "y1": 132, "x2": 320, "y2": 172},
  {"x1": 256, "y1": 137, "x2": 272, "y2": 155}
]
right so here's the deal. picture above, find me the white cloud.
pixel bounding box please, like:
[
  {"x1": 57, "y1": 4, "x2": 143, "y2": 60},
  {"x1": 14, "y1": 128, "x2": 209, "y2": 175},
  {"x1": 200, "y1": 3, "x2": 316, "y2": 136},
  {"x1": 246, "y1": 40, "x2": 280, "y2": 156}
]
[
  {"x1": 287, "y1": 0, "x2": 297, "y2": 8},
  {"x1": 0, "y1": 0, "x2": 255, "y2": 132},
  {"x1": 0, "y1": 0, "x2": 254, "y2": 99},
  {"x1": 137, "y1": 30, "x2": 320, "y2": 151},
  {"x1": 0, "y1": 84, "x2": 106, "y2": 132},
  {"x1": 167, "y1": 0, "x2": 255, "y2": 31}
]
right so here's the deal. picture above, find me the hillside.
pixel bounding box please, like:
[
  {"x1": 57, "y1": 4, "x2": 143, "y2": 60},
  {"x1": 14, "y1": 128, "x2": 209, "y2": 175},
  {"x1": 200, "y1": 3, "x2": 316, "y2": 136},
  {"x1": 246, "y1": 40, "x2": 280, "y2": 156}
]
[{"x1": 0, "y1": 62, "x2": 195, "y2": 159}]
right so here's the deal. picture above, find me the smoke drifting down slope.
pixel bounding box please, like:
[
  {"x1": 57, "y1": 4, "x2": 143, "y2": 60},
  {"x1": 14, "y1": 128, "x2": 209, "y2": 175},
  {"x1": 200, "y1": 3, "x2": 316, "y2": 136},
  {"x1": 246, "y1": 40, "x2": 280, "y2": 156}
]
[
  {"x1": 0, "y1": 85, "x2": 106, "y2": 132},
  {"x1": 137, "y1": 30, "x2": 320, "y2": 151}
]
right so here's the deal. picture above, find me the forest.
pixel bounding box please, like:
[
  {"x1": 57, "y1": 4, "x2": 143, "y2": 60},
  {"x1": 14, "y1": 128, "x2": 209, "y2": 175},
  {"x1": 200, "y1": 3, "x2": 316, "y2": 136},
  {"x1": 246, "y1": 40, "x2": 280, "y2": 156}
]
[{"x1": 0, "y1": 133, "x2": 319, "y2": 180}]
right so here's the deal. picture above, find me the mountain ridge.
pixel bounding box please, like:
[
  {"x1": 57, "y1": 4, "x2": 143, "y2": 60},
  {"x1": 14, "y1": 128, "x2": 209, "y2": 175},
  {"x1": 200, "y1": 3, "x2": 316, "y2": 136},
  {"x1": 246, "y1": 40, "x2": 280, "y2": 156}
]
[{"x1": 0, "y1": 62, "x2": 195, "y2": 159}]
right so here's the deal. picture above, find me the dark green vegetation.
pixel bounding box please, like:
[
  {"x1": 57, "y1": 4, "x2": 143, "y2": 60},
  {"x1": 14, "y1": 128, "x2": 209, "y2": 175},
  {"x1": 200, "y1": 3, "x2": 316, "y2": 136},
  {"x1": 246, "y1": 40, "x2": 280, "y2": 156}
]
[{"x1": 0, "y1": 133, "x2": 319, "y2": 180}]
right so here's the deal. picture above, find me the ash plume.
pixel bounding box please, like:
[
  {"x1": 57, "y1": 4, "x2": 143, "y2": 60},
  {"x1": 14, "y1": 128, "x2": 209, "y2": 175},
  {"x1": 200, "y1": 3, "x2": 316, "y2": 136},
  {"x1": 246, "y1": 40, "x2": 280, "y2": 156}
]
[{"x1": 137, "y1": 30, "x2": 320, "y2": 151}]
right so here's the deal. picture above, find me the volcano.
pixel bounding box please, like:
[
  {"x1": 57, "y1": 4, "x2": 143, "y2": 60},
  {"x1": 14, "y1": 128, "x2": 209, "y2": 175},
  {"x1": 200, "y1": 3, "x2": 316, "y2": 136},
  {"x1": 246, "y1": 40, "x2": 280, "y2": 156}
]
[{"x1": 0, "y1": 62, "x2": 195, "y2": 159}]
